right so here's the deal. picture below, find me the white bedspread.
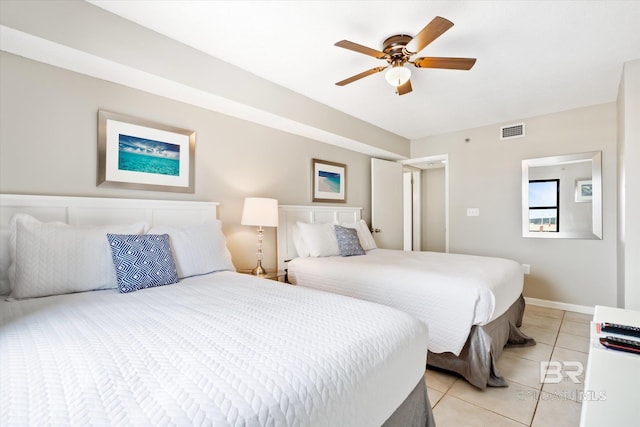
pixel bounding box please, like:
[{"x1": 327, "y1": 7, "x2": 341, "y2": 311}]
[
  {"x1": 0, "y1": 271, "x2": 428, "y2": 426},
  {"x1": 288, "y1": 249, "x2": 523, "y2": 356}
]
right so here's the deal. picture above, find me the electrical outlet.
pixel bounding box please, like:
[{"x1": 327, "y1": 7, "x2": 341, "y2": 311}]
[
  {"x1": 522, "y1": 264, "x2": 530, "y2": 275},
  {"x1": 466, "y1": 208, "x2": 480, "y2": 217}
]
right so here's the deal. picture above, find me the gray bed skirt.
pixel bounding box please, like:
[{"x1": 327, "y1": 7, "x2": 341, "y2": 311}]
[
  {"x1": 427, "y1": 294, "x2": 535, "y2": 389},
  {"x1": 382, "y1": 375, "x2": 436, "y2": 427}
]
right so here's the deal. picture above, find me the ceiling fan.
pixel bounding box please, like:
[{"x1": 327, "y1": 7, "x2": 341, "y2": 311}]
[{"x1": 334, "y1": 16, "x2": 476, "y2": 95}]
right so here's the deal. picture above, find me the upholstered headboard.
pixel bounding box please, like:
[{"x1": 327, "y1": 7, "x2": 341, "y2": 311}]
[
  {"x1": 277, "y1": 205, "x2": 362, "y2": 271},
  {"x1": 0, "y1": 194, "x2": 219, "y2": 232}
]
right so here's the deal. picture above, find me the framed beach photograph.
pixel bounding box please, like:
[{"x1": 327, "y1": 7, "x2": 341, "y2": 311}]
[
  {"x1": 97, "y1": 110, "x2": 195, "y2": 193},
  {"x1": 312, "y1": 158, "x2": 346, "y2": 203},
  {"x1": 575, "y1": 179, "x2": 593, "y2": 202}
]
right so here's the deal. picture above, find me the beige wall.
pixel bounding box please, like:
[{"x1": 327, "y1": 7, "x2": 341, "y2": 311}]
[
  {"x1": 411, "y1": 104, "x2": 618, "y2": 307},
  {"x1": 0, "y1": 52, "x2": 374, "y2": 272},
  {"x1": 0, "y1": 0, "x2": 632, "y2": 309},
  {"x1": 617, "y1": 59, "x2": 640, "y2": 310},
  {"x1": 0, "y1": 0, "x2": 412, "y2": 275},
  {"x1": 421, "y1": 167, "x2": 446, "y2": 252},
  {"x1": 0, "y1": 0, "x2": 409, "y2": 160}
]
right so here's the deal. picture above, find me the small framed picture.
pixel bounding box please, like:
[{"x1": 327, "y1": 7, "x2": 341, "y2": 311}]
[
  {"x1": 575, "y1": 179, "x2": 593, "y2": 202},
  {"x1": 97, "y1": 110, "x2": 195, "y2": 193},
  {"x1": 312, "y1": 158, "x2": 346, "y2": 203}
]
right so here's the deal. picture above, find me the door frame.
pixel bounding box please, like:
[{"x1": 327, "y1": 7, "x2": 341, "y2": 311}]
[
  {"x1": 399, "y1": 154, "x2": 449, "y2": 253},
  {"x1": 402, "y1": 169, "x2": 420, "y2": 250}
]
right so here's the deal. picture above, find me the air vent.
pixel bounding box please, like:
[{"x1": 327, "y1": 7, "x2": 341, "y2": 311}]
[{"x1": 500, "y1": 123, "x2": 525, "y2": 140}]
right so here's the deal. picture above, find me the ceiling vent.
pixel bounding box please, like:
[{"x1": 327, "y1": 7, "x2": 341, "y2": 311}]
[{"x1": 500, "y1": 123, "x2": 525, "y2": 140}]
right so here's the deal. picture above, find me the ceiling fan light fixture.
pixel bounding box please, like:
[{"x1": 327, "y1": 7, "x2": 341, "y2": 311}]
[
  {"x1": 334, "y1": 17, "x2": 475, "y2": 94},
  {"x1": 385, "y1": 65, "x2": 411, "y2": 87}
]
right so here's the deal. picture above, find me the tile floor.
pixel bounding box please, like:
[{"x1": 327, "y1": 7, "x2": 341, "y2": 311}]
[{"x1": 425, "y1": 305, "x2": 592, "y2": 426}]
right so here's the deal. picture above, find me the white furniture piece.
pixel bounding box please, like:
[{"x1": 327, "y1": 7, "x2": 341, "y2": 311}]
[
  {"x1": 0, "y1": 193, "x2": 219, "y2": 230},
  {"x1": 580, "y1": 305, "x2": 640, "y2": 427},
  {"x1": 277, "y1": 204, "x2": 362, "y2": 271},
  {"x1": 0, "y1": 194, "x2": 435, "y2": 426},
  {"x1": 277, "y1": 204, "x2": 532, "y2": 389}
]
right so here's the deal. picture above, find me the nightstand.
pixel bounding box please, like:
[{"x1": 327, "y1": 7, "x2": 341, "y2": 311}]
[{"x1": 239, "y1": 269, "x2": 287, "y2": 283}]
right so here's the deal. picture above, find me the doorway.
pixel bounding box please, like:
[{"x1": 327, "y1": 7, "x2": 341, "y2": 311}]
[{"x1": 400, "y1": 155, "x2": 449, "y2": 253}]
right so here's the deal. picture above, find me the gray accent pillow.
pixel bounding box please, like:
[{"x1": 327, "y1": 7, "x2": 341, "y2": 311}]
[{"x1": 334, "y1": 225, "x2": 366, "y2": 257}]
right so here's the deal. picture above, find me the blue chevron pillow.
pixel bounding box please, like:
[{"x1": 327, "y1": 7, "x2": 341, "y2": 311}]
[{"x1": 107, "y1": 234, "x2": 179, "y2": 293}]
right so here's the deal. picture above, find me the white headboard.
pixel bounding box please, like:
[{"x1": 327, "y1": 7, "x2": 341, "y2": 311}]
[
  {"x1": 277, "y1": 205, "x2": 362, "y2": 271},
  {"x1": 0, "y1": 194, "x2": 219, "y2": 232}
]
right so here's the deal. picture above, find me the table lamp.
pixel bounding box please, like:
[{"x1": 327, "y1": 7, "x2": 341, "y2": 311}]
[{"x1": 241, "y1": 197, "x2": 278, "y2": 275}]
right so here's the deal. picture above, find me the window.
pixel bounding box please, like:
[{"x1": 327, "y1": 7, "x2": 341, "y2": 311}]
[{"x1": 528, "y1": 179, "x2": 559, "y2": 232}]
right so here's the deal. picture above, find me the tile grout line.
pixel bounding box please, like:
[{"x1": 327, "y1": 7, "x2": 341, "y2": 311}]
[
  {"x1": 428, "y1": 376, "x2": 458, "y2": 410},
  {"x1": 446, "y1": 395, "x2": 530, "y2": 427},
  {"x1": 529, "y1": 309, "x2": 566, "y2": 426},
  {"x1": 430, "y1": 307, "x2": 585, "y2": 426}
]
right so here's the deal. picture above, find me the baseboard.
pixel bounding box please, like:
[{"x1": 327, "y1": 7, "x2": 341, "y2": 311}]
[{"x1": 525, "y1": 297, "x2": 595, "y2": 315}]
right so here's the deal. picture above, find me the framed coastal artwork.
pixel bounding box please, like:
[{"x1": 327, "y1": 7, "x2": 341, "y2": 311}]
[
  {"x1": 312, "y1": 158, "x2": 346, "y2": 203},
  {"x1": 97, "y1": 110, "x2": 195, "y2": 193},
  {"x1": 575, "y1": 179, "x2": 593, "y2": 202}
]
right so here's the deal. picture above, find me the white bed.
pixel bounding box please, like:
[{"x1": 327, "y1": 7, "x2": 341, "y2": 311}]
[
  {"x1": 277, "y1": 205, "x2": 534, "y2": 389},
  {"x1": 287, "y1": 248, "x2": 524, "y2": 355},
  {"x1": 0, "y1": 195, "x2": 434, "y2": 426}
]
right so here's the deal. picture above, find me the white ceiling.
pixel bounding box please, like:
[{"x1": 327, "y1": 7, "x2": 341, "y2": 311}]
[{"x1": 90, "y1": 0, "x2": 640, "y2": 140}]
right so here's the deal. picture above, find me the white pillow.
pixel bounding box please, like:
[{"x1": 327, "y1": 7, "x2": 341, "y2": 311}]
[
  {"x1": 340, "y1": 220, "x2": 377, "y2": 251},
  {"x1": 147, "y1": 221, "x2": 235, "y2": 278},
  {"x1": 0, "y1": 230, "x2": 10, "y2": 295},
  {"x1": 291, "y1": 224, "x2": 310, "y2": 257},
  {"x1": 296, "y1": 221, "x2": 340, "y2": 257},
  {"x1": 356, "y1": 219, "x2": 377, "y2": 250},
  {"x1": 8, "y1": 214, "x2": 146, "y2": 299}
]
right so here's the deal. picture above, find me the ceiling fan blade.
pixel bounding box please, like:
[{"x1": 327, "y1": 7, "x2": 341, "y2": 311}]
[
  {"x1": 335, "y1": 40, "x2": 388, "y2": 59},
  {"x1": 335, "y1": 66, "x2": 387, "y2": 86},
  {"x1": 413, "y1": 57, "x2": 477, "y2": 70},
  {"x1": 405, "y1": 16, "x2": 454, "y2": 54},
  {"x1": 396, "y1": 79, "x2": 412, "y2": 95}
]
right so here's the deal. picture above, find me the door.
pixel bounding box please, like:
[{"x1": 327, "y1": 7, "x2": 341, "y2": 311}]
[{"x1": 371, "y1": 158, "x2": 404, "y2": 249}]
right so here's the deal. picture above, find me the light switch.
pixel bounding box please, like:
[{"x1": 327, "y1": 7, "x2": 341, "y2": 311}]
[{"x1": 466, "y1": 208, "x2": 480, "y2": 217}]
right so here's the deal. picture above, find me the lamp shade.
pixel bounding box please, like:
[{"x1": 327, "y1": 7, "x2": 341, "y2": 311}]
[
  {"x1": 241, "y1": 197, "x2": 278, "y2": 227},
  {"x1": 385, "y1": 65, "x2": 411, "y2": 86}
]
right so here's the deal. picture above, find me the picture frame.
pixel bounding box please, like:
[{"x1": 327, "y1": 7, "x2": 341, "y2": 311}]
[
  {"x1": 312, "y1": 158, "x2": 346, "y2": 203},
  {"x1": 575, "y1": 179, "x2": 593, "y2": 203},
  {"x1": 97, "y1": 110, "x2": 195, "y2": 193}
]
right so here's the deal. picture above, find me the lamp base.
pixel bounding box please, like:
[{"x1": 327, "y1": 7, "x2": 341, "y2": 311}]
[{"x1": 250, "y1": 260, "x2": 266, "y2": 276}]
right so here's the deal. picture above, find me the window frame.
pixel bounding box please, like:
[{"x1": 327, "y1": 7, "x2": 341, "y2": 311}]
[{"x1": 528, "y1": 178, "x2": 560, "y2": 233}]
